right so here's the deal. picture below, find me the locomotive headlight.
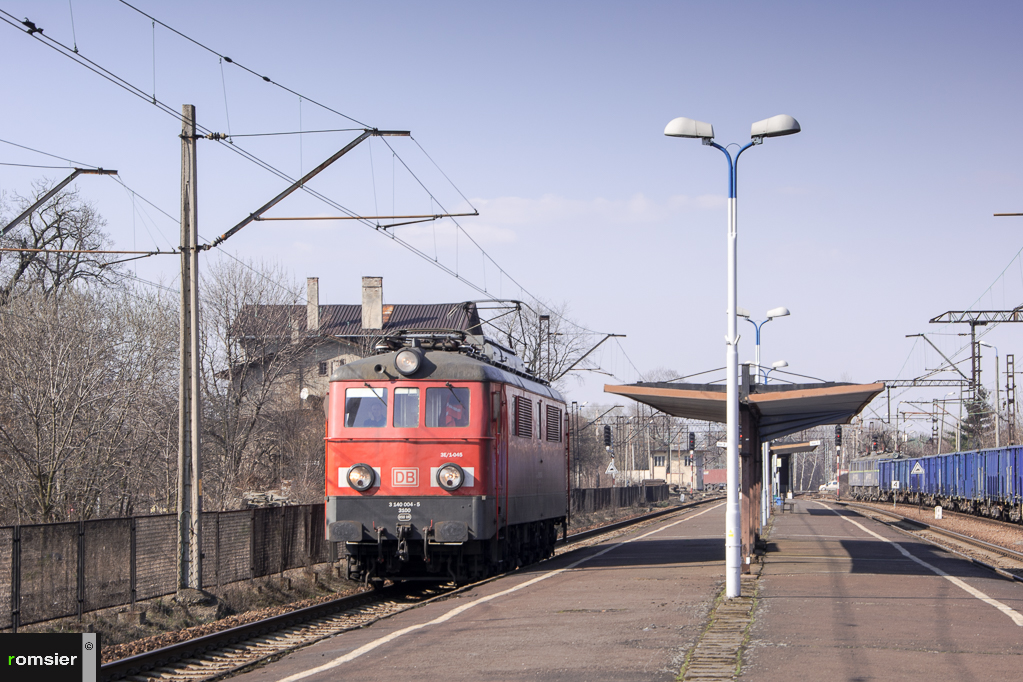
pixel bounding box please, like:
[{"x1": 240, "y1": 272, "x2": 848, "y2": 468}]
[
  {"x1": 394, "y1": 348, "x2": 422, "y2": 376},
  {"x1": 347, "y1": 464, "x2": 375, "y2": 491},
  {"x1": 436, "y1": 463, "x2": 464, "y2": 491}
]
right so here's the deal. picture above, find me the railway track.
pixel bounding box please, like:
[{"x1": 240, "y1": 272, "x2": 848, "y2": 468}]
[
  {"x1": 837, "y1": 500, "x2": 1023, "y2": 582},
  {"x1": 102, "y1": 498, "x2": 720, "y2": 682}
]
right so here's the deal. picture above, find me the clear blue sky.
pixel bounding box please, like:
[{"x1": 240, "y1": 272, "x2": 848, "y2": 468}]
[{"x1": 2, "y1": 1, "x2": 1022, "y2": 430}]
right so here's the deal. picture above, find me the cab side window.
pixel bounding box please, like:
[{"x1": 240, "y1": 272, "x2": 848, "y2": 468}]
[{"x1": 426, "y1": 387, "x2": 470, "y2": 427}]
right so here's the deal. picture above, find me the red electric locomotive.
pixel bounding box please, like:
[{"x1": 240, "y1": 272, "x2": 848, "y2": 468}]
[{"x1": 325, "y1": 331, "x2": 569, "y2": 584}]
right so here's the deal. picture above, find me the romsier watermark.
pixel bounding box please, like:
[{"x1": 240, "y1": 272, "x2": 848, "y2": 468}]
[{"x1": 0, "y1": 633, "x2": 98, "y2": 681}]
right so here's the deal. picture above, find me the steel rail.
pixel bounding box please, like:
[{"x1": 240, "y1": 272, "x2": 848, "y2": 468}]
[{"x1": 101, "y1": 587, "x2": 385, "y2": 680}]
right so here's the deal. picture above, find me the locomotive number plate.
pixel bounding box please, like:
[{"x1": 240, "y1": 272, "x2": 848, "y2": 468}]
[
  {"x1": 397, "y1": 512, "x2": 412, "y2": 521},
  {"x1": 440, "y1": 452, "x2": 463, "y2": 458}
]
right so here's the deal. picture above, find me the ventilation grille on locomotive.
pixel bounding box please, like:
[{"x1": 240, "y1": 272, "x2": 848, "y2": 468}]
[
  {"x1": 514, "y1": 396, "x2": 532, "y2": 438},
  {"x1": 545, "y1": 405, "x2": 562, "y2": 442}
]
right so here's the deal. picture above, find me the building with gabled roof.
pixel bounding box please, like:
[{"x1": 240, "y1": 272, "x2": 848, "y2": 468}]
[{"x1": 236, "y1": 276, "x2": 484, "y2": 410}]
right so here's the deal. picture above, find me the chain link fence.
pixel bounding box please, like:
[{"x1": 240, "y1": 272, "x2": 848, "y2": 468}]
[
  {"x1": 1, "y1": 486, "x2": 667, "y2": 631},
  {"x1": 571, "y1": 482, "x2": 670, "y2": 513},
  {"x1": 0, "y1": 505, "x2": 336, "y2": 632}
]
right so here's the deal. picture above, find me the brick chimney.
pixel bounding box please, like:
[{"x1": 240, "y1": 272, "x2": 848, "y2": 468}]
[
  {"x1": 361, "y1": 276, "x2": 383, "y2": 329},
  {"x1": 306, "y1": 277, "x2": 319, "y2": 332}
]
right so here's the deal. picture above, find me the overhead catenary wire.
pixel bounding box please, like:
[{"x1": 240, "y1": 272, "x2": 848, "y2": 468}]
[
  {"x1": 2, "y1": 7, "x2": 622, "y2": 375},
  {"x1": 66, "y1": 0, "x2": 78, "y2": 52},
  {"x1": 0, "y1": 9, "x2": 555, "y2": 326},
  {"x1": 115, "y1": 0, "x2": 371, "y2": 129},
  {"x1": 0, "y1": 247, "x2": 171, "y2": 255},
  {"x1": 0, "y1": 136, "x2": 100, "y2": 169},
  {"x1": 226, "y1": 128, "x2": 363, "y2": 138},
  {"x1": 219, "y1": 57, "x2": 232, "y2": 137},
  {"x1": 0, "y1": 145, "x2": 289, "y2": 302},
  {"x1": 0, "y1": 11, "x2": 182, "y2": 122},
  {"x1": 0, "y1": 162, "x2": 74, "y2": 169}
]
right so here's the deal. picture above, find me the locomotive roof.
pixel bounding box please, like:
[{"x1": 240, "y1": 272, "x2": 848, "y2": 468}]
[{"x1": 330, "y1": 349, "x2": 565, "y2": 402}]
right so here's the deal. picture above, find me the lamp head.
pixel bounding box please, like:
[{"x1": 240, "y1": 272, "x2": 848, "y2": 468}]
[
  {"x1": 771, "y1": 360, "x2": 788, "y2": 369},
  {"x1": 766, "y1": 306, "x2": 790, "y2": 319},
  {"x1": 750, "y1": 115, "x2": 801, "y2": 139},
  {"x1": 664, "y1": 117, "x2": 714, "y2": 140},
  {"x1": 736, "y1": 306, "x2": 751, "y2": 319}
]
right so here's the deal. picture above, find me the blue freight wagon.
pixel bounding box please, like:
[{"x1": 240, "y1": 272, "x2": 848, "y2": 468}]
[{"x1": 851, "y1": 446, "x2": 1023, "y2": 523}]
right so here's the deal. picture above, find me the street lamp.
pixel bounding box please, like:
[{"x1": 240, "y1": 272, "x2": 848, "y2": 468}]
[
  {"x1": 978, "y1": 341, "x2": 1000, "y2": 448},
  {"x1": 738, "y1": 307, "x2": 790, "y2": 383},
  {"x1": 665, "y1": 113, "x2": 800, "y2": 599},
  {"x1": 763, "y1": 359, "x2": 789, "y2": 383},
  {"x1": 758, "y1": 357, "x2": 787, "y2": 528}
]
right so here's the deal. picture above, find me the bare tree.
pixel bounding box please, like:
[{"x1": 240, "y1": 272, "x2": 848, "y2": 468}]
[
  {"x1": 1, "y1": 180, "x2": 123, "y2": 303},
  {"x1": 0, "y1": 287, "x2": 176, "y2": 523},
  {"x1": 199, "y1": 259, "x2": 308, "y2": 509},
  {"x1": 570, "y1": 406, "x2": 617, "y2": 488},
  {"x1": 485, "y1": 299, "x2": 593, "y2": 388}
]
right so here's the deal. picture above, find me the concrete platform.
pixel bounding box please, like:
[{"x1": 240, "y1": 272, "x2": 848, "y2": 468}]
[
  {"x1": 225, "y1": 498, "x2": 1023, "y2": 681},
  {"x1": 231, "y1": 502, "x2": 729, "y2": 682},
  {"x1": 744, "y1": 498, "x2": 1023, "y2": 680}
]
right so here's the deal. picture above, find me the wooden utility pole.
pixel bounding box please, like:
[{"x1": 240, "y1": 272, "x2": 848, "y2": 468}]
[{"x1": 178, "y1": 104, "x2": 202, "y2": 590}]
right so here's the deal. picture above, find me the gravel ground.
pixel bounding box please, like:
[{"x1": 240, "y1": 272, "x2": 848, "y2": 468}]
[
  {"x1": 848, "y1": 500, "x2": 1023, "y2": 554},
  {"x1": 102, "y1": 591, "x2": 365, "y2": 663}
]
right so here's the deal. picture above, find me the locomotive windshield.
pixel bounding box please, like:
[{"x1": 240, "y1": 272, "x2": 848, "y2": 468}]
[
  {"x1": 345, "y1": 387, "x2": 388, "y2": 427},
  {"x1": 426, "y1": 386, "x2": 470, "y2": 427}
]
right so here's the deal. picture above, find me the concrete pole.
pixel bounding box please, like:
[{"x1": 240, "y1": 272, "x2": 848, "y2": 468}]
[{"x1": 178, "y1": 104, "x2": 202, "y2": 591}]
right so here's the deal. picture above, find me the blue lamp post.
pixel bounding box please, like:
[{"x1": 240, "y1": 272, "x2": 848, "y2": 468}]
[
  {"x1": 739, "y1": 307, "x2": 790, "y2": 383},
  {"x1": 664, "y1": 114, "x2": 800, "y2": 599},
  {"x1": 738, "y1": 307, "x2": 789, "y2": 530},
  {"x1": 763, "y1": 359, "x2": 788, "y2": 383}
]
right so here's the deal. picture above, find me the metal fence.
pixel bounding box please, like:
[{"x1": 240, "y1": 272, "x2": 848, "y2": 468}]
[
  {"x1": 1, "y1": 486, "x2": 666, "y2": 631},
  {"x1": 0, "y1": 505, "x2": 336, "y2": 632},
  {"x1": 571, "y1": 483, "x2": 670, "y2": 513}
]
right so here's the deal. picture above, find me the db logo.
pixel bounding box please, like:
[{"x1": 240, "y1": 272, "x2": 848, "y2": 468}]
[{"x1": 392, "y1": 468, "x2": 419, "y2": 487}]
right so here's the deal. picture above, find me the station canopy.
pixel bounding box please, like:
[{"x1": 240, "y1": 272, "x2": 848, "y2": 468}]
[{"x1": 604, "y1": 381, "x2": 884, "y2": 441}]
